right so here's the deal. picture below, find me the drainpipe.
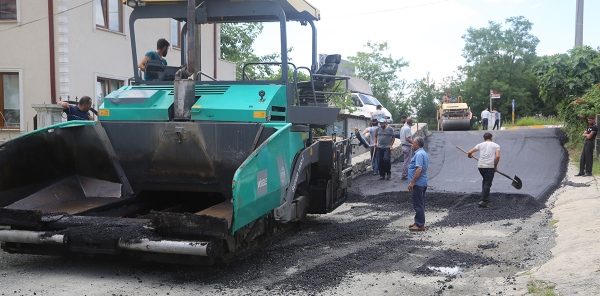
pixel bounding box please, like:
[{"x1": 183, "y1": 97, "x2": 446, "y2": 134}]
[
  {"x1": 213, "y1": 24, "x2": 217, "y2": 78},
  {"x1": 186, "y1": 0, "x2": 195, "y2": 76},
  {"x1": 48, "y1": 0, "x2": 56, "y2": 103}
]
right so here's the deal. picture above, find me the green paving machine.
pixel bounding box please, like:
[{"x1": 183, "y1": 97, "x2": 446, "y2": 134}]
[{"x1": 0, "y1": 0, "x2": 353, "y2": 265}]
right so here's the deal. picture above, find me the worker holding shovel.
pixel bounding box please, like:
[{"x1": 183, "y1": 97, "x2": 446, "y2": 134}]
[
  {"x1": 466, "y1": 132, "x2": 500, "y2": 208},
  {"x1": 363, "y1": 118, "x2": 380, "y2": 175}
]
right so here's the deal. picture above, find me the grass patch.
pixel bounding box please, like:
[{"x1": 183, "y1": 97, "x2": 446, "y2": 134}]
[
  {"x1": 550, "y1": 219, "x2": 559, "y2": 228},
  {"x1": 566, "y1": 147, "x2": 600, "y2": 176},
  {"x1": 502, "y1": 116, "x2": 562, "y2": 127},
  {"x1": 527, "y1": 280, "x2": 560, "y2": 295}
]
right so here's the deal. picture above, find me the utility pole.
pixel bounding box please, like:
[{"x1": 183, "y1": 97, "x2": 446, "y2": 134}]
[{"x1": 575, "y1": 0, "x2": 584, "y2": 47}]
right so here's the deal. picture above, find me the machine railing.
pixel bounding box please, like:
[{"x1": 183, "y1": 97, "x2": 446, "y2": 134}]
[{"x1": 293, "y1": 66, "x2": 349, "y2": 106}]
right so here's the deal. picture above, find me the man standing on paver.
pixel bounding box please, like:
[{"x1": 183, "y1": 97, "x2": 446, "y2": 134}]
[
  {"x1": 408, "y1": 137, "x2": 429, "y2": 231},
  {"x1": 481, "y1": 108, "x2": 490, "y2": 130},
  {"x1": 372, "y1": 105, "x2": 386, "y2": 122},
  {"x1": 400, "y1": 118, "x2": 414, "y2": 180},
  {"x1": 467, "y1": 132, "x2": 500, "y2": 208},
  {"x1": 575, "y1": 116, "x2": 597, "y2": 177},
  {"x1": 374, "y1": 117, "x2": 395, "y2": 180},
  {"x1": 363, "y1": 118, "x2": 380, "y2": 175}
]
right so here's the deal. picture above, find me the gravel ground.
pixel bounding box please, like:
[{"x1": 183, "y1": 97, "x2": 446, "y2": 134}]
[
  {"x1": 0, "y1": 185, "x2": 559, "y2": 296},
  {"x1": 0, "y1": 129, "x2": 569, "y2": 295}
]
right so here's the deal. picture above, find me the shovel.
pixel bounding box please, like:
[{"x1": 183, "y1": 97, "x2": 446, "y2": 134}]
[{"x1": 455, "y1": 146, "x2": 522, "y2": 190}]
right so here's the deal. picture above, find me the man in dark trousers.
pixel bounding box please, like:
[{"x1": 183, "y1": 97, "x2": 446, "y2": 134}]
[
  {"x1": 56, "y1": 96, "x2": 93, "y2": 121},
  {"x1": 374, "y1": 117, "x2": 395, "y2": 180},
  {"x1": 481, "y1": 107, "x2": 490, "y2": 130},
  {"x1": 467, "y1": 132, "x2": 500, "y2": 208},
  {"x1": 492, "y1": 108, "x2": 501, "y2": 130},
  {"x1": 575, "y1": 116, "x2": 597, "y2": 176},
  {"x1": 363, "y1": 118, "x2": 380, "y2": 175},
  {"x1": 408, "y1": 136, "x2": 429, "y2": 231}
]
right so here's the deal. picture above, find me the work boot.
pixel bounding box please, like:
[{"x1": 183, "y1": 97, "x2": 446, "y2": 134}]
[
  {"x1": 478, "y1": 201, "x2": 489, "y2": 208},
  {"x1": 409, "y1": 224, "x2": 426, "y2": 231},
  {"x1": 379, "y1": 176, "x2": 385, "y2": 180},
  {"x1": 574, "y1": 172, "x2": 585, "y2": 176},
  {"x1": 386, "y1": 173, "x2": 391, "y2": 180},
  {"x1": 584, "y1": 173, "x2": 593, "y2": 176}
]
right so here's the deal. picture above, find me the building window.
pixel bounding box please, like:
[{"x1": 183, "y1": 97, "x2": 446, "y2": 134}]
[
  {"x1": 171, "y1": 20, "x2": 186, "y2": 48},
  {"x1": 95, "y1": 0, "x2": 122, "y2": 32},
  {"x1": 0, "y1": 73, "x2": 20, "y2": 128},
  {"x1": 0, "y1": 0, "x2": 17, "y2": 21},
  {"x1": 96, "y1": 77, "x2": 124, "y2": 108}
]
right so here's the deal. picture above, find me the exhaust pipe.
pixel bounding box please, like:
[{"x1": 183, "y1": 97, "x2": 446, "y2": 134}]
[
  {"x1": 0, "y1": 229, "x2": 214, "y2": 257},
  {"x1": 118, "y1": 238, "x2": 214, "y2": 256},
  {"x1": 0, "y1": 230, "x2": 65, "y2": 245}
]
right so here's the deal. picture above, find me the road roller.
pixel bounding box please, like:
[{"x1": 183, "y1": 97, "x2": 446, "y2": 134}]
[{"x1": 437, "y1": 96, "x2": 472, "y2": 131}]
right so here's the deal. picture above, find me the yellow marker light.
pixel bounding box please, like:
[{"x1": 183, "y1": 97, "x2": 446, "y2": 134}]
[
  {"x1": 192, "y1": 105, "x2": 201, "y2": 109},
  {"x1": 302, "y1": 133, "x2": 307, "y2": 139},
  {"x1": 98, "y1": 109, "x2": 110, "y2": 116},
  {"x1": 254, "y1": 111, "x2": 267, "y2": 118}
]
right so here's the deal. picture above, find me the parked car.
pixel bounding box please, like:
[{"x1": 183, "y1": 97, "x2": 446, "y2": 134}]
[{"x1": 349, "y1": 92, "x2": 393, "y2": 123}]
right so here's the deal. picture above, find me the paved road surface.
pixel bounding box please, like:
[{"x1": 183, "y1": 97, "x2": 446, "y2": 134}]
[
  {"x1": 353, "y1": 128, "x2": 568, "y2": 200},
  {"x1": 0, "y1": 128, "x2": 568, "y2": 295}
]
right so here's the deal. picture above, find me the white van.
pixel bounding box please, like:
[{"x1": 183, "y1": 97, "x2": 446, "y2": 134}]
[{"x1": 349, "y1": 92, "x2": 393, "y2": 123}]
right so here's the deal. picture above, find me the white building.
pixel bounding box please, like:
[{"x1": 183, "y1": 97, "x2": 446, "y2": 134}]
[{"x1": 0, "y1": 0, "x2": 234, "y2": 140}]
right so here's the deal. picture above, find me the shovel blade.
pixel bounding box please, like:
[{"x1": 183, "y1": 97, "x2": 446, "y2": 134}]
[{"x1": 511, "y1": 175, "x2": 523, "y2": 190}]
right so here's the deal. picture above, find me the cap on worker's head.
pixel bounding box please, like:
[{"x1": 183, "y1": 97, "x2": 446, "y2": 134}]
[
  {"x1": 376, "y1": 105, "x2": 383, "y2": 109},
  {"x1": 378, "y1": 118, "x2": 387, "y2": 123}
]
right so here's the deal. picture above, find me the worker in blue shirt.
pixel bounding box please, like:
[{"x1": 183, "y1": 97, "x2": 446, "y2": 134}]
[
  {"x1": 56, "y1": 96, "x2": 93, "y2": 121},
  {"x1": 407, "y1": 136, "x2": 429, "y2": 231}
]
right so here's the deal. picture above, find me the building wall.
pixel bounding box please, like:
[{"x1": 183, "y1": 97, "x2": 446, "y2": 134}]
[
  {"x1": 0, "y1": 0, "x2": 50, "y2": 138},
  {"x1": 0, "y1": 0, "x2": 232, "y2": 140}
]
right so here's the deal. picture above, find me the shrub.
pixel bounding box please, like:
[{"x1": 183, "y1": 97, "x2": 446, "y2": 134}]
[{"x1": 558, "y1": 84, "x2": 600, "y2": 149}]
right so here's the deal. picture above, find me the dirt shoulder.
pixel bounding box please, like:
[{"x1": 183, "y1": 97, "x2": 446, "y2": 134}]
[{"x1": 515, "y1": 161, "x2": 600, "y2": 295}]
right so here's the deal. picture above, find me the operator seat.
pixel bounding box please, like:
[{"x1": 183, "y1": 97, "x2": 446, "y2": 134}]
[
  {"x1": 144, "y1": 60, "x2": 166, "y2": 81},
  {"x1": 144, "y1": 60, "x2": 180, "y2": 81},
  {"x1": 297, "y1": 54, "x2": 341, "y2": 106}
]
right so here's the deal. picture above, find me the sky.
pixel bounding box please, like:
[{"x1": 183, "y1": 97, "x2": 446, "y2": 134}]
[{"x1": 254, "y1": 0, "x2": 600, "y2": 85}]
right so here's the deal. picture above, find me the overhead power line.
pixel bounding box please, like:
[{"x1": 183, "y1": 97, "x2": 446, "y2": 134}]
[
  {"x1": 0, "y1": 0, "x2": 93, "y2": 34},
  {"x1": 0, "y1": 0, "x2": 450, "y2": 33}
]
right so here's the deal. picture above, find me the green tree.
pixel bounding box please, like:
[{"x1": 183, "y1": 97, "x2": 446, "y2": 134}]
[
  {"x1": 533, "y1": 46, "x2": 600, "y2": 147},
  {"x1": 532, "y1": 46, "x2": 600, "y2": 109},
  {"x1": 558, "y1": 85, "x2": 600, "y2": 149},
  {"x1": 387, "y1": 80, "x2": 411, "y2": 122},
  {"x1": 408, "y1": 73, "x2": 440, "y2": 125},
  {"x1": 459, "y1": 16, "x2": 541, "y2": 118},
  {"x1": 346, "y1": 41, "x2": 410, "y2": 122},
  {"x1": 220, "y1": 23, "x2": 280, "y2": 80}
]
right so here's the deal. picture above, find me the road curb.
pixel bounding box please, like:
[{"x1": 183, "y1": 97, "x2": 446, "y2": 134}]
[{"x1": 502, "y1": 124, "x2": 564, "y2": 130}]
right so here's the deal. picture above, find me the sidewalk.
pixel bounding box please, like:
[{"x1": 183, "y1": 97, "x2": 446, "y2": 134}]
[{"x1": 516, "y1": 162, "x2": 600, "y2": 294}]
